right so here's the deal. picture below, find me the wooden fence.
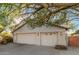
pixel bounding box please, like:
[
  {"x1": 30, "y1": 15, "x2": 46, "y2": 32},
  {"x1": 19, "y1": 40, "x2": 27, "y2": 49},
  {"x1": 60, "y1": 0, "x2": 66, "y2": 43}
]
[{"x1": 68, "y1": 36, "x2": 79, "y2": 47}]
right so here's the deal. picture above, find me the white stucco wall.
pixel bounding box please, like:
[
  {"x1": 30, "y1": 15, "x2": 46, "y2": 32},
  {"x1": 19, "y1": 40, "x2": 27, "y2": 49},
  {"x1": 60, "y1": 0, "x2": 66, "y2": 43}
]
[{"x1": 14, "y1": 24, "x2": 66, "y2": 33}]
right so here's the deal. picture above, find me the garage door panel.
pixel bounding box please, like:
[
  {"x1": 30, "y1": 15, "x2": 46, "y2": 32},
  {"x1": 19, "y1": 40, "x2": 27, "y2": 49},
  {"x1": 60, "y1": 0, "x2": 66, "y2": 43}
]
[
  {"x1": 41, "y1": 32, "x2": 57, "y2": 46},
  {"x1": 41, "y1": 34, "x2": 52, "y2": 46},
  {"x1": 35, "y1": 35, "x2": 40, "y2": 45},
  {"x1": 16, "y1": 33, "x2": 40, "y2": 45}
]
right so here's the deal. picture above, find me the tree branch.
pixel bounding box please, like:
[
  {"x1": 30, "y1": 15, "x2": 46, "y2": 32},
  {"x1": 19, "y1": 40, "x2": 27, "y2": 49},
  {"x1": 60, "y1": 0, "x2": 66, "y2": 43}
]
[{"x1": 45, "y1": 3, "x2": 79, "y2": 22}]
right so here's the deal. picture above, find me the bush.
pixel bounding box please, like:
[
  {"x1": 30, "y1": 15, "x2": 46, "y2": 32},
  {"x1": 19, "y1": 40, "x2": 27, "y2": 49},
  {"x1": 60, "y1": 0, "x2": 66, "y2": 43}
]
[
  {"x1": 0, "y1": 25, "x2": 4, "y2": 32},
  {"x1": 0, "y1": 36, "x2": 3, "y2": 43},
  {"x1": 55, "y1": 45, "x2": 67, "y2": 50},
  {"x1": 0, "y1": 31, "x2": 13, "y2": 44}
]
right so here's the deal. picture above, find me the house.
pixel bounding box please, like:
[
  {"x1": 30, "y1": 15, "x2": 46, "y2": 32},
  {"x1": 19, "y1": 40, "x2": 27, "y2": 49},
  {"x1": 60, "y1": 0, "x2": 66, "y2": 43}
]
[
  {"x1": 13, "y1": 20, "x2": 68, "y2": 47},
  {"x1": 12, "y1": 8, "x2": 69, "y2": 47}
]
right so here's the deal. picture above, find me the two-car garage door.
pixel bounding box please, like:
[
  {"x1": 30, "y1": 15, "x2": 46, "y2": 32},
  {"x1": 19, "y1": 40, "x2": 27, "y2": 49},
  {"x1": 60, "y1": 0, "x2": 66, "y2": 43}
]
[{"x1": 16, "y1": 32, "x2": 57, "y2": 47}]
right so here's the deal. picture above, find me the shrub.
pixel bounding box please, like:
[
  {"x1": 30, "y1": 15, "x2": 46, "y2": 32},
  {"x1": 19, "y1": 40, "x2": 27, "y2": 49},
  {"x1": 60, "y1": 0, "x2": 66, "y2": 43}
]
[
  {"x1": 0, "y1": 31, "x2": 13, "y2": 44},
  {"x1": 55, "y1": 45, "x2": 67, "y2": 50},
  {"x1": 0, "y1": 25, "x2": 4, "y2": 32}
]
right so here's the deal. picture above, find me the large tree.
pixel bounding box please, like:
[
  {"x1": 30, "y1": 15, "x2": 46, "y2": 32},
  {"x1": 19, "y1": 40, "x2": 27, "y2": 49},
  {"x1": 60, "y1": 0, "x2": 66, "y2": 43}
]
[{"x1": 0, "y1": 3, "x2": 79, "y2": 32}]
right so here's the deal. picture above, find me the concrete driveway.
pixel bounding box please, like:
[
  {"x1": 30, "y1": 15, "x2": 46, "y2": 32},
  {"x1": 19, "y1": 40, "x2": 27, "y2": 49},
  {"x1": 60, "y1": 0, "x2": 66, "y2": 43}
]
[{"x1": 0, "y1": 43, "x2": 79, "y2": 55}]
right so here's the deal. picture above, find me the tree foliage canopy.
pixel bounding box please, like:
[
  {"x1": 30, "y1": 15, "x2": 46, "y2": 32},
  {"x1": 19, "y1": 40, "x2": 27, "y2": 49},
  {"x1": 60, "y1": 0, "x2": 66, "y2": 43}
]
[{"x1": 0, "y1": 3, "x2": 79, "y2": 32}]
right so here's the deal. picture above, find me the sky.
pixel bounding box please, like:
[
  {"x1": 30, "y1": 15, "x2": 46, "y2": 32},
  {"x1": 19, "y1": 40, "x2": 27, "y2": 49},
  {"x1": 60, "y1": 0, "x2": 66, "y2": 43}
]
[
  {"x1": 73, "y1": 20, "x2": 79, "y2": 29},
  {"x1": 66, "y1": 9, "x2": 79, "y2": 33},
  {"x1": 67, "y1": 17, "x2": 79, "y2": 34},
  {"x1": 68, "y1": 19, "x2": 79, "y2": 34}
]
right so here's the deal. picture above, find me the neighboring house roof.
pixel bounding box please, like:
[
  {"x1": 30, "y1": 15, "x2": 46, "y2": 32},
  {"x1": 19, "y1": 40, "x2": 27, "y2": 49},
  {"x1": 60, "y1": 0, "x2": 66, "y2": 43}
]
[
  {"x1": 72, "y1": 30, "x2": 79, "y2": 35},
  {"x1": 72, "y1": 34, "x2": 79, "y2": 36},
  {"x1": 75, "y1": 30, "x2": 79, "y2": 34}
]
